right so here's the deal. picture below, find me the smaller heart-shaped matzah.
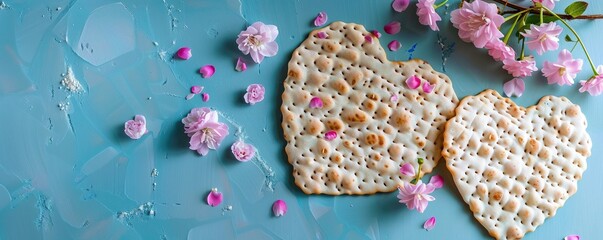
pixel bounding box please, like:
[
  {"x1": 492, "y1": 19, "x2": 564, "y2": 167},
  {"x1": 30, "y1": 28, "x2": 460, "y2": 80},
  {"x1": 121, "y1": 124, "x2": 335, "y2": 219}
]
[
  {"x1": 442, "y1": 89, "x2": 592, "y2": 239},
  {"x1": 281, "y1": 22, "x2": 458, "y2": 195}
]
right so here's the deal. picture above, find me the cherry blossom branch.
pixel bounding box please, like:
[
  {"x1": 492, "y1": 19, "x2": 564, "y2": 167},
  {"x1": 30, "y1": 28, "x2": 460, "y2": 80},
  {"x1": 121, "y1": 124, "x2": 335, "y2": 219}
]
[{"x1": 491, "y1": 0, "x2": 603, "y2": 19}]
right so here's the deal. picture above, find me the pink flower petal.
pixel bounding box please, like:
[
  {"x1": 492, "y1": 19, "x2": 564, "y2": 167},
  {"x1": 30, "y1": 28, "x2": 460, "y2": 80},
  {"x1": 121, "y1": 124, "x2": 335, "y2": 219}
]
[
  {"x1": 314, "y1": 11, "x2": 328, "y2": 27},
  {"x1": 272, "y1": 199, "x2": 287, "y2": 217},
  {"x1": 191, "y1": 85, "x2": 203, "y2": 94},
  {"x1": 406, "y1": 75, "x2": 421, "y2": 89},
  {"x1": 388, "y1": 40, "x2": 402, "y2": 51},
  {"x1": 202, "y1": 93, "x2": 210, "y2": 102},
  {"x1": 564, "y1": 235, "x2": 580, "y2": 240},
  {"x1": 400, "y1": 163, "x2": 415, "y2": 176},
  {"x1": 206, "y1": 188, "x2": 223, "y2": 207},
  {"x1": 325, "y1": 130, "x2": 337, "y2": 141},
  {"x1": 371, "y1": 30, "x2": 382, "y2": 38},
  {"x1": 503, "y1": 78, "x2": 525, "y2": 98},
  {"x1": 309, "y1": 97, "x2": 323, "y2": 109},
  {"x1": 185, "y1": 93, "x2": 195, "y2": 100},
  {"x1": 235, "y1": 57, "x2": 247, "y2": 72},
  {"x1": 390, "y1": 93, "x2": 399, "y2": 102},
  {"x1": 199, "y1": 65, "x2": 215, "y2": 78},
  {"x1": 176, "y1": 47, "x2": 192, "y2": 60},
  {"x1": 429, "y1": 175, "x2": 444, "y2": 189},
  {"x1": 423, "y1": 216, "x2": 436, "y2": 231},
  {"x1": 316, "y1": 32, "x2": 328, "y2": 39},
  {"x1": 422, "y1": 82, "x2": 435, "y2": 93},
  {"x1": 364, "y1": 35, "x2": 373, "y2": 44},
  {"x1": 384, "y1": 21, "x2": 401, "y2": 35},
  {"x1": 392, "y1": 0, "x2": 410, "y2": 12}
]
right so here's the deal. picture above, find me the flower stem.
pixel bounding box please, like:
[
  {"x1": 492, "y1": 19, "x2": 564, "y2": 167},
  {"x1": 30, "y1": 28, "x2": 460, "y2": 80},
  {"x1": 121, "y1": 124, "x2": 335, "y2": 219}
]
[
  {"x1": 493, "y1": 0, "x2": 603, "y2": 20},
  {"x1": 504, "y1": 9, "x2": 530, "y2": 22},
  {"x1": 543, "y1": 6, "x2": 598, "y2": 75},
  {"x1": 503, "y1": 13, "x2": 522, "y2": 44},
  {"x1": 540, "y1": 7, "x2": 544, "y2": 24},
  {"x1": 519, "y1": 37, "x2": 525, "y2": 60},
  {"x1": 413, "y1": 158, "x2": 424, "y2": 184},
  {"x1": 434, "y1": 0, "x2": 448, "y2": 9}
]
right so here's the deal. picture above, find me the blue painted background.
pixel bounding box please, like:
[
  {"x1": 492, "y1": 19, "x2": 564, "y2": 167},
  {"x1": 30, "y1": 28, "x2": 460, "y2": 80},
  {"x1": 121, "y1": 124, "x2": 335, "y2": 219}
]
[{"x1": 0, "y1": 0, "x2": 601, "y2": 239}]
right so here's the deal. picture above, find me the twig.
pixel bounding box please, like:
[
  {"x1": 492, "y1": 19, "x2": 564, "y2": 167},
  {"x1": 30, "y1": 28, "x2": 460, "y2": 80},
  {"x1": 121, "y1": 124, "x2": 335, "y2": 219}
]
[{"x1": 490, "y1": 0, "x2": 603, "y2": 20}]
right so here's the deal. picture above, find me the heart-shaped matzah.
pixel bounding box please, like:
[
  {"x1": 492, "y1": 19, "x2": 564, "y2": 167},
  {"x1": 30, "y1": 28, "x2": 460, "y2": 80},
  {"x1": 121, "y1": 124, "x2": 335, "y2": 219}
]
[
  {"x1": 442, "y1": 90, "x2": 591, "y2": 239},
  {"x1": 281, "y1": 22, "x2": 458, "y2": 195}
]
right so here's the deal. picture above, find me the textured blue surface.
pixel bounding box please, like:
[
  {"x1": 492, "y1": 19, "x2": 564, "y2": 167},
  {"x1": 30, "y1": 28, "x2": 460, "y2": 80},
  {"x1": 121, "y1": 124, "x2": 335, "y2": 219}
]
[{"x1": 0, "y1": 0, "x2": 602, "y2": 239}]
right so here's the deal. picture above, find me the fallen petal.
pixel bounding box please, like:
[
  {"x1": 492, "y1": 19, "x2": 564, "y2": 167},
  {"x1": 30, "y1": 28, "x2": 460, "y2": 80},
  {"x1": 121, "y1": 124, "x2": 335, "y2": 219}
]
[
  {"x1": 503, "y1": 78, "x2": 525, "y2": 97},
  {"x1": 406, "y1": 75, "x2": 421, "y2": 89},
  {"x1": 206, "y1": 188, "x2": 223, "y2": 207},
  {"x1": 235, "y1": 57, "x2": 247, "y2": 72},
  {"x1": 392, "y1": 0, "x2": 410, "y2": 12},
  {"x1": 325, "y1": 130, "x2": 337, "y2": 141},
  {"x1": 388, "y1": 40, "x2": 401, "y2": 51},
  {"x1": 314, "y1": 11, "x2": 328, "y2": 27},
  {"x1": 202, "y1": 93, "x2": 210, "y2": 102},
  {"x1": 564, "y1": 235, "x2": 580, "y2": 240},
  {"x1": 316, "y1": 32, "x2": 328, "y2": 39},
  {"x1": 272, "y1": 199, "x2": 287, "y2": 217},
  {"x1": 428, "y1": 175, "x2": 444, "y2": 188},
  {"x1": 371, "y1": 30, "x2": 382, "y2": 38},
  {"x1": 364, "y1": 35, "x2": 373, "y2": 44},
  {"x1": 185, "y1": 93, "x2": 195, "y2": 100},
  {"x1": 422, "y1": 82, "x2": 435, "y2": 93},
  {"x1": 199, "y1": 65, "x2": 216, "y2": 78},
  {"x1": 191, "y1": 85, "x2": 203, "y2": 94},
  {"x1": 384, "y1": 21, "x2": 401, "y2": 35},
  {"x1": 423, "y1": 216, "x2": 436, "y2": 231},
  {"x1": 400, "y1": 163, "x2": 415, "y2": 176},
  {"x1": 390, "y1": 93, "x2": 399, "y2": 102},
  {"x1": 176, "y1": 47, "x2": 192, "y2": 60},
  {"x1": 309, "y1": 97, "x2": 324, "y2": 109}
]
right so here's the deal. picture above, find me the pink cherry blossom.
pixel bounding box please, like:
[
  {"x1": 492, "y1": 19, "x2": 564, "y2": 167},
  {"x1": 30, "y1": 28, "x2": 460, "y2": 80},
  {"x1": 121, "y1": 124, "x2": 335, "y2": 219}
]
[
  {"x1": 235, "y1": 57, "x2": 247, "y2": 72},
  {"x1": 176, "y1": 47, "x2": 192, "y2": 60},
  {"x1": 503, "y1": 78, "x2": 526, "y2": 97},
  {"x1": 422, "y1": 82, "x2": 435, "y2": 93},
  {"x1": 388, "y1": 40, "x2": 402, "y2": 51},
  {"x1": 579, "y1": 65, "x2": 603, "y2": 96},
  {"x1": 397, "y1": 181, "x2": 435, "y2": 213},
  {"x1": 503, "y1": 56, "x2": 538, "y2": 77},
  {"x1": 417, "y1": 0, "x2": 441, "y2": 31},
  {"x1": 272, "y1": 200, "x2": 287, "y2": 217},
  {"x1": 521, "y1": 22, "x2": 562, "y2": 55},
  {"x1": 182, "y1": 108, "x2": 229, "y2": 156},
  {"x1": 400, "y1": 163, "x2": 415, "y2": 176},
  {"x1": 309, "y1": 97, "x2": 323, "y2": 109},
  {"x1": 564, "y1": 235, "x2": 580, "y2": 240},
  {"x1": 325, "y1": 130, "x2": 337, "y2": 141},
  {"x1": 244, "y1": 84, "x2": 265, "y2": 105},
  {"x1": 236, "y1": 22, "x2": 279, "y2": 63},
  {"x1": 450, "y1": 0, "x2": 504, "y2": 48},
  {"x1": 392, "y1": 0, "x2": 410, "y2": 12},
  {"x1": 206, "y1": 188, "x2": 223, "y2": 207},
  {"x1": 314, "y1": 11, "x2": 328, "y2": 27},
  {"x1": 423, "y1": 216, "x2": 436, "y2": 231},
  {"x1": 124, "y1": 115, "x2": 148, "y2": 139},
  {"x1": 485, "y1": 39, "x2": 516, "y2": 62},
  {"x1": 533, "y1": 0, "x2": 559, "y2": 9},
  {"x1": 384, "y1": 21, "x2": 401, "y2": 35},
  {"x1": 406, "y1": 75, "x2": 421, "y2": 89},
  {"x1": 199, "y1": 65, "x2": 215, "y2": 78},
  {"x1": 231, "y1": 140, "x2": 255, "y2": 162},
  {"x1": 542, "y1": 49, "x2": 583, "y2": 86}
]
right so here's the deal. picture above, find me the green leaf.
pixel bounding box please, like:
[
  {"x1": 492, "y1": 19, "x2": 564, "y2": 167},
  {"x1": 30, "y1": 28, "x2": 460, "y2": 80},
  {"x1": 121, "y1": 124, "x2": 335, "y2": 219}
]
[
  {"x1": 565, "y1": 34, "x2": 574, "y2": 42},
  {"x1": 565, "y1": 1, "x2": 588, "y2": 18}
]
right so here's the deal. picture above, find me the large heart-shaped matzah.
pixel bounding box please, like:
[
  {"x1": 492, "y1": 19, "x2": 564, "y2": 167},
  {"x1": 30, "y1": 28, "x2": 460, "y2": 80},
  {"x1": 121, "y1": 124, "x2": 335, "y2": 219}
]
[
  {"x1": 281, "y1": 22, "x2": 458, "y2": 195},
  {"x1": 442, "y1": 89, "x2": 591, "y2": 239}
]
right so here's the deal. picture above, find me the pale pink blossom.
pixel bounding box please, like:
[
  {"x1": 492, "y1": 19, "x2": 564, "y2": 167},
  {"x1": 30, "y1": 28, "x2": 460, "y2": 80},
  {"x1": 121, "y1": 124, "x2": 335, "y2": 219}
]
[
  {"x1": 485, "y1": 39, "x2": 515, "y2": 62},
  {"x1": 384, "y1": 21, "x2": 401, "y2": 35},
  {"x1": 182, "y1": 108, "x2": 229, "y2": 156},
  {"x1": 392, "y1": 0, "x2": 410, "y2": 12},
  {"x1": 397, "y1": 181, "x2": 435, "y2": 213},
  {"x1": 450, "y1": 0, "x2": 504, "y2": 48},
  {"x1": 236, "y1": 22, "x2": 279, "y2": 63},
  {"x1": 244, "y1": 84, "x2": 265, "y2": 105},
  {"x1": 176, "y1": 47, "x2": 192, "y2": 60},
  {"x1": 503, "y1": 56, "x2": 538, "y2": 77},
  {"x1": 231, "y1": 140, "x2": 255, "y2": 162},
  {"x1": 406, "y1": 75, "x2": 421, "y2": 89},
  {"x1": 207, "y1": 188, "x2": 223, "y2": 207},
  {"x1": 314, "y1": 12, "x2": 328, "y2": 27},
  {"x1": 503, "y1": 78, "x2": 526, "y2": 97},
  {"x1": 400, "y1": 163, "x2": 415, "y2": 176},
  {"x1": 542, "y1": 49, "x2": 583, "y2": 86},
  {"x1": 579, "y1": 65, "x2": 603, "y2": 96},
  {"x1": 417, "y1": 0, "x2": 441, "y2": 31},
  {"x1": 521, "y1": 22, "x2": 562, "y2": 55},
  {"x1": 533, "y1": 0, "x2": 559, "y2": 9},
  {"x1": 124, "y1": 115, "x2": 148, "y2": 139},
  {"x1": 272, "y1": 200, "x2": 287, "y2": 217},
  {"x1": 325, "y1": 131, "x2": 337, "y2": 141},
  {"x1": 423, "y1": 216, "x2": 436, "y2": 231}
]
